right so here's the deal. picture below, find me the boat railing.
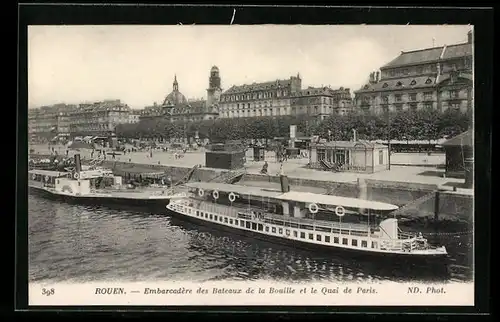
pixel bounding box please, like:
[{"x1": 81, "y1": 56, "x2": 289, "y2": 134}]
[{"x1": 179, "y1": 199, "x2": 381, "y2": 237}]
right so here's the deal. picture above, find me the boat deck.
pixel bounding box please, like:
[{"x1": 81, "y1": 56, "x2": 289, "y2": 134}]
[{"x1": 182, "y1": 199, "x2": 377, "y2": 233}]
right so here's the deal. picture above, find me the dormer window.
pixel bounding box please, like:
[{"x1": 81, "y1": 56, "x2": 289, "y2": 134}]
[
  {"x1": 425, "y1": 78, "x2": 433, "y2": 84},
  {"x1": 396, "y1": 81, "x2": 403, "y2": 87},
  {"x1": 410, "y1": 80, "x2": 417, "y2": 86},
  {"x1": 382, "y1": 83, "x2": 389, "y2": 88},
  {"x1": 364, "y1": 85, "x2": 369, "y2": 90}
]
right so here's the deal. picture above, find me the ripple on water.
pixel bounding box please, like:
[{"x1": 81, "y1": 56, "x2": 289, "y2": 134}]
[{"x1": 28, "y1": 195, "x2": 472, "y2": 283}]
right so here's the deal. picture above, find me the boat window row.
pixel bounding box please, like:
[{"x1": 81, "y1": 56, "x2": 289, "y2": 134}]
[{"x1": 185, "y1": 205, "x2": 378, "y2": 250}]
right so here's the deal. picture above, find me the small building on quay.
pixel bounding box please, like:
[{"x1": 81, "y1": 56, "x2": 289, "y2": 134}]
[
  {"x1": 308, "y1": 139, "x2": 389, "y2": 174},
  {"x1": 440, "y1": 130, "x2": 473, "y2": 187}
]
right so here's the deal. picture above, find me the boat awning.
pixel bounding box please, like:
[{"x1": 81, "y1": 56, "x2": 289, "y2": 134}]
[
  {"x1": 29, "y1": 169, "x2": 70, "y2": 178},
  {"x1": 276, "y1": 191, "x2": 399, "y2": 211},
  {"x1": 185, "y1": 182, "x2": 284, "y2": 199}
]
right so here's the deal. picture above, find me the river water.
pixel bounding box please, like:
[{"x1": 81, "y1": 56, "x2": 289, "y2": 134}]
[{"x1": 28, "y1": 195, "x2": 473, "y2": 283}]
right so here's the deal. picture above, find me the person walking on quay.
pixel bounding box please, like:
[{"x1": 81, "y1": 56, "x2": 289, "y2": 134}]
[
  {"x1": 150, "y1": 150, "x2": 153, "y2": 158},
  {"x1": 90, "y1": 149, "x2": 94, "y2": 159}
]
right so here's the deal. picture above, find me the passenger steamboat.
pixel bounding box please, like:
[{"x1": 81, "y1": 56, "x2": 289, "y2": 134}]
[
  {"x1": 167, "y1": 173, "x2": 448, "y2": 260},
  {"x1": 29, "y1": 154, "x2": 179, "y2": 209}
]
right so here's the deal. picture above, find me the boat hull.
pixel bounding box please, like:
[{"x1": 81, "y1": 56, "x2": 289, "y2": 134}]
[
  {"x1": 29, "y1": 185, "x2": 170, "y2": 210},
  {"x1": 165, "y1": 206, "x2": 450, "y2": 270}
]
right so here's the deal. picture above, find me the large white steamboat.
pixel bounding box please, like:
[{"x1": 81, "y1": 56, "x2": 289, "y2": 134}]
[
  {"x1": 29, "y1": 154, "x2": 179, "y2": 209},
  {"x1": 167, "y1": 176, "x2": 448, "y2": 260}
]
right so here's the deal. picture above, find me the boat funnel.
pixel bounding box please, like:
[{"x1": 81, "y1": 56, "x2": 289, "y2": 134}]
[
  {"x1": 74, "y1": 154, "x2": 82, "y2": 173},
  {"x1": 280, "y1": 175, "x2": 290, "y2": 193}
]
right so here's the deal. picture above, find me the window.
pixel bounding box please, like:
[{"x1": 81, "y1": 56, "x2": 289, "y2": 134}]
[
  {"x1": 403, "y1": 69, "x2": 409, "y2": 75},
  {"x1": 449, "y1": 90, "x2": 458, "y2": 98},
  {"x1": 352, "y1": 239, "x2": 358, "y2": 247},
  {"x1": 209, "y1": 214, "x2": 213, "y2": 220},
  {"x1": 252, "y1": 223, "x2": 257, "y2": 230},
  {"x1": 285, "y1": 229, "x2": 290, "y2": 236},
  {"x1": 196, "y1": 211, "x2": 199, "y2": 216},
  {"x1": 205, "y1": 213, "x2": 208, "y2": 218},
  {"x1": 220, "y1": 217, "x2": 223, "y2": 222},
  {"x1": 409, "y1": 93, "x2": 417, "y2": 101},
  {"x1": 235, "y1": 220, "x2": 238, "y2": 225},
  {"x1": 410, "y1": 80, "x2": 416, "y2": 86},
  {"x1": 309, "y1": 233, "x2": 314, "y2": 240},
  {"x1": 382, "y1": 83, "x2": 388, "y2": 88},
  {"x1": 382, "y1": 96, "x2": 389, "y2": 103},
  {"x1": 424, "y1": 92, "x2": 433, "y2": 100},
  {"x1": 246, "y1": 222, "x2": 251, "y2": 229},
  {"x1": 425, "y1": 78, "x2": 433, "y2": 84},
  {"x1": 342, "y1": 238, "x2": 348, "y2": 245},
  {"x1": 424, "y1": 102, "x2": 433, "y2": 109},
  {"x1": 450, "y1": 102, "x2": 461, "y2": 109},
  {"x1": 224, "y1": 217, "x2": 228, "y2": 223},
  {"x1": 395, "y1": 94, "x2": 402, "y2": 102},
  {"x1": 240, "y1": 220, "x2": 245, "y2": 227},
  {"x1": 325, "y1": 236, "x2": 330, "y2": 243},
  {"x1": 265, "y1": 226, "x2": 269, "y2": 232},
  {"x1": 300, "y1": 232, "x2": 306, "y2": 239},
  {"x1": 229, "y1": 219, "x2": 233, "y2": 224},
  {"x1": 361, "y1": 240, "x2": 368, "y2": 248},
  {"x1": 396, "y1": 81, "x2": 402, "y2": 87},
  {"x1": 316, "y1": 234, "x2": 322, "y2": 241},
  {"x1": 371, "y1": 241, "x2": 378, "y2": 249},
  {"x1": 379, "y1": 150, "x2": 384, "y2": 165},
  {"x1": 258, "y1": 224, "x2": 263, "y2": 231},
  {"x1": 293, "y1": 231, "x2": 298, "y2": 237},
  {"x1": 409, "y1": 103, "x2": 418, "y2": 111},
  {"x1": 279, "y1": 228, "x2": 283, "y2": 234},
  {"x1": 395, "y1": 104, "x2": 403, "y2": 111},
  {"x1": 272, "y1": 227, "x2": 276, "y2": 233}
]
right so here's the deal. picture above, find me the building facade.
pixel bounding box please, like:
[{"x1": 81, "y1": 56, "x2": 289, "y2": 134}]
[
  {"x1": 69, "y1": 100, "x2": 131, "y2": 136},
  {"x1": 28, "y1": 104, "x2": 77, "y2": 136},
  {"x1": 218, "y1": 74, "x2": 353, "y2": 120},
  {"x1": 354, "y1": 31, "x2": 473, "y2": 114},
  {"x1": 140, "y1": 66, "x2": 221, "y2": 123},
  {"x1": 290, "y1": 86, "x2": 353, "y2": 120}
]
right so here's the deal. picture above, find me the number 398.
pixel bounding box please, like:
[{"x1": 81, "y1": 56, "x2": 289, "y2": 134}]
[{"x1": 42, "y1": 288, "x2": 55, "y2": 296}]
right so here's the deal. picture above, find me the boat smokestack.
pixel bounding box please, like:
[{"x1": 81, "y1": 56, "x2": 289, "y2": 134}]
[
  {"x1": 279, "y1": 163, "x2": 290, "y2": 192},
  {"x1": 74, "y1": 154, "x2": 82, "y2": 173},
  {"x1": 280, "y1": 175, "x2": 290, "y2": 193}
]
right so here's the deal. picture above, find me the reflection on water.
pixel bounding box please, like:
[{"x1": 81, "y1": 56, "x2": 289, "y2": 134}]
[{"x1": 29, "y1": 195, "x2": 472, "y2": 283}]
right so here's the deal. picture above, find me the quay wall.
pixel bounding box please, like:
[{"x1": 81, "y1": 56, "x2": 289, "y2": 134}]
[{"x1": 29, "y1": 156, "x2": 473, "y2": 223}]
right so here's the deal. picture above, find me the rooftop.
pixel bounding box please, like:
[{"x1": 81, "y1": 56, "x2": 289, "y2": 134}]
[
  {"x1": 381, "y1": 42, "x2": 472, "y2": 70},
  {"x1": 222, "y1": 76, "x2": 299, "y2": 95}
]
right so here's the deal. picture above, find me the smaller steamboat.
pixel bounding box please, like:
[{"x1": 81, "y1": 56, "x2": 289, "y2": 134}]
[{"x1": 29, "y1": 154, "x2": 179, "y2": 209}]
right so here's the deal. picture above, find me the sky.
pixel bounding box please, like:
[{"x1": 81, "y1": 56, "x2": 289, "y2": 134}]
[{"x1": 28, "y1": 25, "x2": 472, "y2": 109}]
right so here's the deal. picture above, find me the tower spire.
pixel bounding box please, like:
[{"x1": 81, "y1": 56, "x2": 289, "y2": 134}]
[{"x1": 173, "y1": 74, "x2": 178, "y2": 91}]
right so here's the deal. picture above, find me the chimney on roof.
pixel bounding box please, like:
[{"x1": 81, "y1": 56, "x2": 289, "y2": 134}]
[
  {"x1": 376, "y1": 71, "x2": 380, "y2": 82},
  {"x1": 467, "y1": 30, "x2": 473, "y2": 44},
  {"x1": 369, "y1": 72, "x2": 374, "y2": 83}
]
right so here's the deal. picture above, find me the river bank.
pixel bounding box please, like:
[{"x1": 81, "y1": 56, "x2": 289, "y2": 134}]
[{"x1": 28, "y1": 153, "x2": 473, "y2": 224}]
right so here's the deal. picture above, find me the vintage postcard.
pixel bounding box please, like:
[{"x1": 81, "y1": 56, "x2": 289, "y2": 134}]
[{"x1": 26, "y1": 23, "x2": 474, "y2": 307}]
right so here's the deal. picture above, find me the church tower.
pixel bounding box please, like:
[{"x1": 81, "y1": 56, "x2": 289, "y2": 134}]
[{"x1": 207, "y1": 66, "x2": 222, "y2": 108}]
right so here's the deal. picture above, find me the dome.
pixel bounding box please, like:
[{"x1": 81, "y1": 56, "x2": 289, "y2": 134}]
[
  {"x1": 211, "y1": 66, "x2": 219, "y2": 72},
  {"x1": 163, "y1": 91, "x2": 187, "y2": 106},
  {"x1": 162, "y1": 74, "x2": 188, "y2": 106}
]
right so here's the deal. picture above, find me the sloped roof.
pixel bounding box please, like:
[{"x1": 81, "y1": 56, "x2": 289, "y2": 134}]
[
  {"x1": 381, "y1": 47, "x2": 444, "y2": 69},
  {"x1": 442, "y1": 43, "x2": 473, "y2": 60},
  {"x1": 441, "y1": 130, "x2": 473, "y2": 147},
  {"x1": 381, "y1": 42, "x2": 472, "y2": 70},
  {"x1": 312, "y1": 140, "x2": 385, "y2": 149},
  {"x1": 223, "y1": 78, "x2": 294, "y2": 95},
  {"x1": 355, "y1": 75, "x2": 437, "y2": 93}
]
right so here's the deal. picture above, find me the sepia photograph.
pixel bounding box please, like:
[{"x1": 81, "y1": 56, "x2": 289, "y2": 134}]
[{"x1": 26, "y1": 23, "x2": 475, "y2": 306}]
